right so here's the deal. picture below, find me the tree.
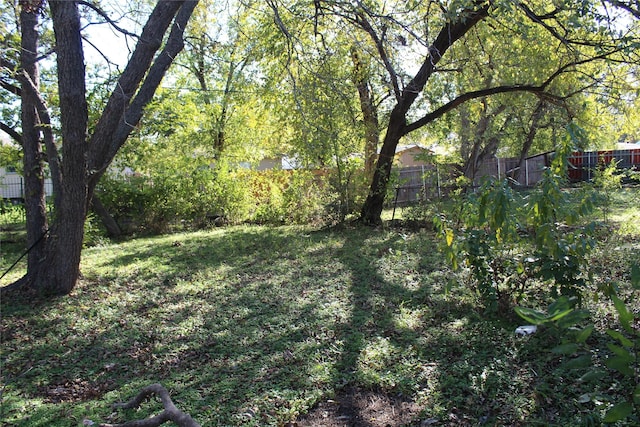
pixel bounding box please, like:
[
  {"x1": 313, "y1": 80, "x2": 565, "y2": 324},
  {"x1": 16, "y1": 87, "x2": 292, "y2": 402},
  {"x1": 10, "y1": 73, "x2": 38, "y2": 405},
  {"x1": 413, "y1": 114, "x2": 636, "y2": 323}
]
[
  {"x1": 1, "y1": 0, "x2": 198, "y2": 297},
  {"x1": 311, "y1": 1, "x2": 639, "y2": 225},
  {"x1": 351, "y1": 46, "x2": 382, "y2": 180},
  {"x1": 179, "y1": 1, "x2": 258, "y2": 156}
]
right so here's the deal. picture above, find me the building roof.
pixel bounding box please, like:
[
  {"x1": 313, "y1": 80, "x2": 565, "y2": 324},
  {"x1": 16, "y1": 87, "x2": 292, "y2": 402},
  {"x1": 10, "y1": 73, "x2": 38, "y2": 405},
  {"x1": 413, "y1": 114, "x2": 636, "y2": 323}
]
[{"x1": 395, "y1": 144, "x2": 432, "y2": 154}]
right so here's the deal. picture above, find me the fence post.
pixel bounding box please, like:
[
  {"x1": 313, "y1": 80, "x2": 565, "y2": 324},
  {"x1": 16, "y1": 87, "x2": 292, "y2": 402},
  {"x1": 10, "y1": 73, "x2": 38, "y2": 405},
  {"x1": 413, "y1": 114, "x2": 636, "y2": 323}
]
[
  {"x1": 421, "y1": 165, "x2": 425, "y2": 200},
  {"x1": 437, "y1": 163, "x2": 441, "y2": 198}
]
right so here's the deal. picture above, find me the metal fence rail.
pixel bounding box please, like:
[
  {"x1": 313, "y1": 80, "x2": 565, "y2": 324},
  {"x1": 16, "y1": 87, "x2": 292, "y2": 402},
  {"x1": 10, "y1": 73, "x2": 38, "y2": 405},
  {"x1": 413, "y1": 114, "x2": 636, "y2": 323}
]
[
  {"x1": 1, "y1": 176, "x2": 54, "y2": 200},
  {"x1": 568, "y1": 149, "x2": 640, "y2": 182}
]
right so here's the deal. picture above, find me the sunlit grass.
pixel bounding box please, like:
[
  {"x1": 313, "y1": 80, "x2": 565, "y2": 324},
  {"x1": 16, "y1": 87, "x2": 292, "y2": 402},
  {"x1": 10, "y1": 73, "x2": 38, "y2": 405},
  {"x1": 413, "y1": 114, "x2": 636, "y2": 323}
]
[{"x1": 1, "y1": 187, "x2": 638, "y2": 426}]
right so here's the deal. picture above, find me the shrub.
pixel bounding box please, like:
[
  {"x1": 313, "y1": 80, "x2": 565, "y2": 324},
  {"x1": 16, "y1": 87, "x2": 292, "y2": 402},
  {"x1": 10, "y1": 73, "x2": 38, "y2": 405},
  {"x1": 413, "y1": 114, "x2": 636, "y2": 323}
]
[
  {"x1": 435, "y1": 124, "x2": 598, "y2": 312},
  {"x1": 515, "y1": 264, "x2": 640, "y2": 425},
  {"x1": 97, "y1": 165, "x2": 339, "y2": 232}
]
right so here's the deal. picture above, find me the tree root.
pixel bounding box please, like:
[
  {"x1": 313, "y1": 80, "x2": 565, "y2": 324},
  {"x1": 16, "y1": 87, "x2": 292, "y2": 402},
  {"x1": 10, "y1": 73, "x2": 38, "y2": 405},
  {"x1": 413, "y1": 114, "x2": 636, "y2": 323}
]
[{"x1": 99, "y1": 384, "x2": 200, "y2": 427}]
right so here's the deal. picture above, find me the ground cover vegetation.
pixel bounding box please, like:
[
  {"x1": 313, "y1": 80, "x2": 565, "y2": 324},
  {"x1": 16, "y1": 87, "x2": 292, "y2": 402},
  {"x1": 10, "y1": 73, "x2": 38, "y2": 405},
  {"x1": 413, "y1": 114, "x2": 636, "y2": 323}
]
[
  {"x1": 1, "y1": 185, "x2": 638, "y2": 426},
  {"x1": 1, "y1": 1, "x2": 639, "y2": 297},
  {"x1": 1, "y1": 1, "x2": 639, "y2": 424}
]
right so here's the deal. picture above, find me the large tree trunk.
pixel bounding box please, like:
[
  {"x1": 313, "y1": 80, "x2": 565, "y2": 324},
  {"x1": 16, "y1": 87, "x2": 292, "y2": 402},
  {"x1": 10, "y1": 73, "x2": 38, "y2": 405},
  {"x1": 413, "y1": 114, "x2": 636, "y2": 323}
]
[
  {"x1": 2, "y1": 0, "x2": 198, "y2": 298},
  {"x1": 359, "y1": 4, "x2": 489, "y2": 225},
  {"x1": 359, "y1": 109, "x2": 405, "y2": 225},
  {"x1": 20, "y1": 1, "x2": 48, "y2": 272},
  {"x1": 53, "y1": 0, "x2": 91, "y2": 294}
]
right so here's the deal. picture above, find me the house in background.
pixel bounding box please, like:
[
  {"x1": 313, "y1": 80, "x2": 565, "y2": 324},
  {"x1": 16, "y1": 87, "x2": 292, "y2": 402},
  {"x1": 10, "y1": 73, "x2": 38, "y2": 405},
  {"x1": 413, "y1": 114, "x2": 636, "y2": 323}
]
[
  {"x1": 393, "y1": 144, "x2": 433, "y2": 168},
  {"x1": 0, "y1": 166, "x2": 54, "y2": 201},
  {"x1": 256, "y1": 155, "x2": 302, "y2": 171}
]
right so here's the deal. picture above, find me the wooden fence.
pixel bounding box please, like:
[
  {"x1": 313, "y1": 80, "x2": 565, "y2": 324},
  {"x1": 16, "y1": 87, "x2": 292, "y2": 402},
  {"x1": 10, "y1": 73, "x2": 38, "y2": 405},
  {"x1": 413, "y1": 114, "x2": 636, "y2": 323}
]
[
  {"x1": 392, "y1": 148, "x2": 640, "y2": 206},
  {"x1": 567, "y1": 148, "x2": 640, "y2": 182}
]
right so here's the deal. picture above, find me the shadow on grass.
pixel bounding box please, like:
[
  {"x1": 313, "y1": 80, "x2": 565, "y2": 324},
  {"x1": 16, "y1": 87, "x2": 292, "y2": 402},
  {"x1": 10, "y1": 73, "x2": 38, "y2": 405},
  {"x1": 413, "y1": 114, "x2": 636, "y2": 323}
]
[{"x1": 1, "y1": 225, "x2": 582, "y2": 426}]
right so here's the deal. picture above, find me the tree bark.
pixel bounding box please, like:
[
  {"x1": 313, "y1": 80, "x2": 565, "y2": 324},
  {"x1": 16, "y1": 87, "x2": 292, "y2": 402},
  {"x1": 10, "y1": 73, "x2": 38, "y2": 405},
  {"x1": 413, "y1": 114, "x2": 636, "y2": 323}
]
[
  {"x1": 99, "y1": 383, "x2": 200, "y2": 427},
  {"x1": 91, "y1": 195, "x2": 122, "y2": 237},
  {"x1": 513, "y1": 100, "x2": 546, "y2": 184},
  {"x1": 359, "y1": 3, "x2": 490, "y2": 225},
  {"x1": 460, "y1": 101, "x2": 507, "y2": 182},
  {"x1": 3, "y1": 0, "x2": 198, "y2": 298},
  {"x1": 351, "y1": 47, "x2": 379, "y2": 180},
  {"x1": 19, "y1": 1, "x2": 48, "y2": 275}
]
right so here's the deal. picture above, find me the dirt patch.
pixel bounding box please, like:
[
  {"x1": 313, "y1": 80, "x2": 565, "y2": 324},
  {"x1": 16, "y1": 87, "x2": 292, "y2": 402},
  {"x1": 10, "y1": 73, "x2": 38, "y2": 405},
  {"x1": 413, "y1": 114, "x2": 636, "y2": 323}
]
[
  {"x1": 296, "y1": 387, "x2": 424, "y2": 427},
  {"x1": 41, "y1": 378, "x2": 114, "y2": 403}
]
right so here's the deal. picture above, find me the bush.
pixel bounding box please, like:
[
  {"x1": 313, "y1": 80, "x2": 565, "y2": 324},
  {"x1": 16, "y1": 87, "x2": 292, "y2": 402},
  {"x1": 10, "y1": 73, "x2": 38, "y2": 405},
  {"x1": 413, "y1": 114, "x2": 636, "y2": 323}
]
[
  {"x1": 96, "y1": 165, "x2": 342, "y2": 232},
  {"x1": 435, "y1": 124, "x2": 598, "y2": 312},
  {"x1": 515, "y1": 265, "x2": 640, "y2": 425}
]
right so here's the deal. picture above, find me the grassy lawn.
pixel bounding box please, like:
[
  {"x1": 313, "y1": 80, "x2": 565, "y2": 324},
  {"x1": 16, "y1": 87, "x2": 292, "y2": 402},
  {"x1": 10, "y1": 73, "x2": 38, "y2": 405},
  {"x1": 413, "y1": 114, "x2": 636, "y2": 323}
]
[{"x1": 1, "y1": 188, "x2": 639, "y2": 426}]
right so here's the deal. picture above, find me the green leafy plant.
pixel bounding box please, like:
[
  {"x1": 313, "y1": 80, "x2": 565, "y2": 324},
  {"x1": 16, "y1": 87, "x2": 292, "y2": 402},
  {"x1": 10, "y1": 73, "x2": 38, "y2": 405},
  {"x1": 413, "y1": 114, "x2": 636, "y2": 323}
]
[
  {"x1": 515, "y1": 264, "x2": 640, "y2": 425},
  {"x1": 435, "y1": 124, "x2": 598, "y2": 312},
  {"x1": 591, "y1": 158, "x2": 623, "y2": 224},
  {"x1": 435, "y1": 177, "x2": 525, "y2": 312}
]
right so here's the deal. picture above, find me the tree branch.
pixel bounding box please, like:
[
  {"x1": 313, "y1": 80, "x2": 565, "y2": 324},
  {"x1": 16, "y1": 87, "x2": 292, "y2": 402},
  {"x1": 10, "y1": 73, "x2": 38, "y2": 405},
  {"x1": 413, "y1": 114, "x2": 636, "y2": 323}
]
[
  {"x1": 517, "y1": 3, "x2": 623, "y2": 48},
  {"x1": 0, "y1": 77, "x2": 22, "y2": 96},
  {"x1": 99, "y1": 384, "x2": 200, "y2": 427},
  {"x1": 605, "y1": 0, "x2": 640, "y2": 19},
  {"x1": 92, "y1": 0, "x2": 198, "y2": 180},
  {"x1": 398, "y1": 2, "x2": 490, "y2": 117},
  {"x1": 77, "y1": 0, "x2": 139, "y2": 39},
  {"x1": 87, "y1": 0, "x2": 186, "y2": 175},
  {"x1": 353, "y1": 9, "x2": 401, "y2": 100},
  {"x1": 2, "y1": 49, "x2": 63, "y2": 200},
  {"x1": 403, "y1": 84, "x2": 550, "y2": 135},
  {"x1": 0, "y1": 122, "x2": 22, "y2": 144},
  {"x1": 405, "y1": 42, "x2": 632, "y2": 135},
  {"x1": 17, "y1": 69, "x2": 63, "y2": 205}
]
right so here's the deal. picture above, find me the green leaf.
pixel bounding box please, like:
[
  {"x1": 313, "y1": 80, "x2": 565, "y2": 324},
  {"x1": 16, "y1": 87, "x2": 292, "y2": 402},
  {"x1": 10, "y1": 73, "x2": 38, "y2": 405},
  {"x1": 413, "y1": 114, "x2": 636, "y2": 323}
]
[
  {"x1": 548, "y1": 296, "x2": 574, "y2": 315},
  {"x1": 634, "y1": 385, "x2": 640, "y2": 405},
  {"x1": 578, "y1": 369, "x2": 607, "y2": 383},
  {"x1": 514, "y1": 307, "x2": 548, "y2": 325},
  {"x1": 602, "y1": 401, "x2": 633, "y2": 423},
  {"x1": 562, "y1": 354, "x2": 592, "y2": 369},
  {"x1": 548, "y1": 308, "x2": 576, "y2": 322},
  {"x1": 611, "y1": 295, "x2": 633, "y2": 332},
  {"x1": 606, "y1": 329, "x2": 634, "y2": 348},
  {"x1": 552, "y1": 343, "x2": 579, "y2": 355},
  {"x1": 605, "y1": 356, "x2": 634, "y2": 376},
  {"x1": 556, "y1": 310, "x2": 590, "y2": 328},
  {"x1": 575, "y1": 325, "x2": 594, "y2": 343},
  {"x1": 606, "y1": 343, "x2": 632, "y2": 359},
  {"x1": 631, "y1": 264, "x2": 640, "y2": 289}
]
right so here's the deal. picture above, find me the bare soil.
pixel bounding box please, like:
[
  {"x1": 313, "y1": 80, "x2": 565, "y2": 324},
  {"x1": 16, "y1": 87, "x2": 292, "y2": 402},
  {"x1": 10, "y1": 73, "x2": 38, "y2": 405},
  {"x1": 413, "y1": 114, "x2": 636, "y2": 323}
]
[{"x1": 296, "y1": 387, "x2": 424, "y2": 427}]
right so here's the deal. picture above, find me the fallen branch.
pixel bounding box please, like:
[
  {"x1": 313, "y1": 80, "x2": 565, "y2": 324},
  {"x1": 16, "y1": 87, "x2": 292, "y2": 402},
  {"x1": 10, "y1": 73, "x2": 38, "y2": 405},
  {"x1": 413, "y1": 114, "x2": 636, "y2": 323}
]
[{"x1": 99, "y1": 383, "x2": 200, "y2": 427}]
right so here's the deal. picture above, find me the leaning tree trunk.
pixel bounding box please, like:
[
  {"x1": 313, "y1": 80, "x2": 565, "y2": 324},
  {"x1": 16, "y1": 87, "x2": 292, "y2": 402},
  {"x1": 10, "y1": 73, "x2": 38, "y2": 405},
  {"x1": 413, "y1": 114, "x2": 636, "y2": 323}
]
[
  {"x1": 359, "y1": 108, "x2": 405, "y2": 225},
  {"x1": 91, "y1": 196, "x2": 122, "y2": 237},
  {"x1": 359, "y1": 4, "x2": 489, "y2": 225}
]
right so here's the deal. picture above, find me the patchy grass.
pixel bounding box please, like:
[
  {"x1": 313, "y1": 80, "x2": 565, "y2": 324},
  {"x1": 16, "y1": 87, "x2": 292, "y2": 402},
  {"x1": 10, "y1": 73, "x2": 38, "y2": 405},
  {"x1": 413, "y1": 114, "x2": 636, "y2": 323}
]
[{"x1": 1, "y1": 188, "x2": 638, "y2": 426}]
